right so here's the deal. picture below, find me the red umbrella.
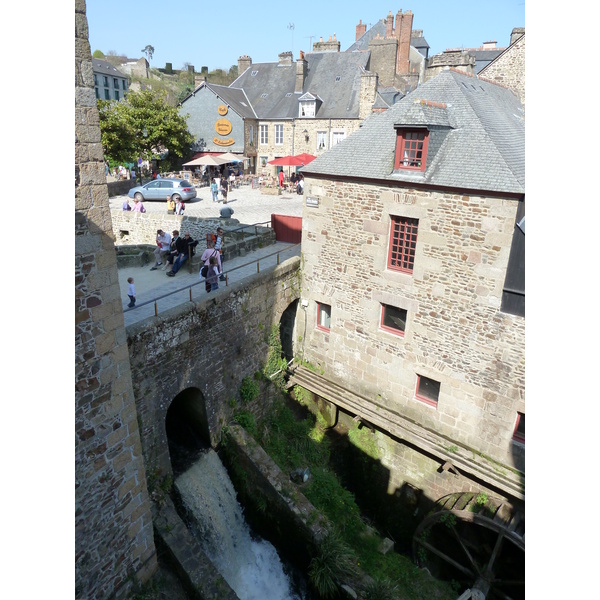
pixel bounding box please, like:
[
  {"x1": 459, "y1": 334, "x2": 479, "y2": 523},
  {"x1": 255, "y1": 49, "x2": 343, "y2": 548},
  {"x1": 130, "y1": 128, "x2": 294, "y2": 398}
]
[
  {"x1": 268, "y1": 155, "x2": 305, "y2": 166},
  {"x1": 293, "y1": 152, "x2": 316, "y2": 164}
]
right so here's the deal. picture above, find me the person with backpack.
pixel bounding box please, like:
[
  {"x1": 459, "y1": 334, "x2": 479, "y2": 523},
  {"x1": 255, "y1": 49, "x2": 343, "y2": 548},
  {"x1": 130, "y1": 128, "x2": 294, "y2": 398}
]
[
  {"x1": 199, "y1": 241, "x2": 221, "y2": 292},
  {"x1": 175, "y1": 198, "x2": 185, "y2": 215}
]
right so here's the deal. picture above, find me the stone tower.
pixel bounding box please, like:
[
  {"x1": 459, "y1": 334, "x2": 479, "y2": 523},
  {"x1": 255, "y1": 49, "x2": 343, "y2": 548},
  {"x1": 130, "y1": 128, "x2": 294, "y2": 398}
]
[{"x1": 75, "y1": 1, "x2": 157, "y2": 597}]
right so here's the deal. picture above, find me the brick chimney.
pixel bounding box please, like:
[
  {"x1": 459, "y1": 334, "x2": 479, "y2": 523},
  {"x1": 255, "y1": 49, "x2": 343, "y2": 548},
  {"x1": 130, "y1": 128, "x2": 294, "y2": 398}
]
[
  {"x1": 386, "y1": 11, "x2": 394, "y2": 38},
  {"x1": 238, "y1": 55, "x2": 252, "y2": 75},
  {"x1": 356, "y1": 19, "x2": 367, "y2": 41},
  {"x1": 295, "y1": 54, "x2": 307, "y2": 93},
  {"x1": 396, "y1": 9, "x2": 413, "y2": 74}
]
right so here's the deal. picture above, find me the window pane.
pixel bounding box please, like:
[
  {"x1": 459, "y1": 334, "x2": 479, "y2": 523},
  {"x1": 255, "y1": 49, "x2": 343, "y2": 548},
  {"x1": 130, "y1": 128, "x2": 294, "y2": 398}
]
[
  {"x1": 382, "y1": 305, "x2": 407, "y2": 333},
  {"x1": 417, "y1": 376, "x2": 440, "y2": 402},
  {"x1": 318, "y1": 304, "x2": 331, "y2": 329}
]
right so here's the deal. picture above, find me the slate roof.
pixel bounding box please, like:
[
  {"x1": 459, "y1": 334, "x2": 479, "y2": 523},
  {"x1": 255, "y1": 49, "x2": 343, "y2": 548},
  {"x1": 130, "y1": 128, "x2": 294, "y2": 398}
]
[
  {"x1": 92, "y1": 58, "x2": 127, "y2": 78},
  {"x1": 229, "y1": 51, "x2": 371, "y2": 120},
  {"x1": 347, "y1": 19, "x2": 387, "y2": 53},
  {"x1": 202, "y1": 83, "x2": 257, "y2": 119},
  {"x1": 302, "y1": 69, "x2": 524, "y2": 195}
]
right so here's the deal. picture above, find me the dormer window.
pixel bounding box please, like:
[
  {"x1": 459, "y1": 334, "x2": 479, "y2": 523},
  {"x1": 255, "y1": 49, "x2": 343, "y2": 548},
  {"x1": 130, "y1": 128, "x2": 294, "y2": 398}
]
[
  {"x1": 299, "y1": 101, "x2": 315, "y2": 117},
  {"x1": 394, "y1": 128, "x2": 429, "y2": 172}
]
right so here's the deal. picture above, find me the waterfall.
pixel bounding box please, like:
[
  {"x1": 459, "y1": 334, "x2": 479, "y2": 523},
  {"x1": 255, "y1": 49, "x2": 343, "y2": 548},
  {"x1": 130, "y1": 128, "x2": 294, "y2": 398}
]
[{"x1": 175, "y1": 449, "x2": 302, "y2": 600}]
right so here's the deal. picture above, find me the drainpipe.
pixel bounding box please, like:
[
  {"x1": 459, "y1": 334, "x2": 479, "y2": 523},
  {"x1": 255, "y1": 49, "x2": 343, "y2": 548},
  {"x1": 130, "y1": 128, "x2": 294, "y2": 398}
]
[
  {"x1": 328, "y1": 118, "x2": 332, "y2": 149},
  {"x1": 292, "y1": 118, "x2": 295, "y2": 156}
]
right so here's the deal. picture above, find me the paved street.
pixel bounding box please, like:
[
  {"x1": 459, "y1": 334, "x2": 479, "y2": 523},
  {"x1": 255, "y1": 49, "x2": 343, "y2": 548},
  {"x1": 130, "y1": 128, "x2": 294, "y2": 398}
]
[
  {"x1": 114, "y1": 180, "x2": 304, "y2": 327},
  {"x1": 110, "y1": 179, "x2": 304, "y2": 225}
]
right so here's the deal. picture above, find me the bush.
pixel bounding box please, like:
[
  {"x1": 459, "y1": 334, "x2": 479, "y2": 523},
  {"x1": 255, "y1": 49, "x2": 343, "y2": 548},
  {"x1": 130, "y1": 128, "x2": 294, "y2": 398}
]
[{"x1": 239, "y1": 376, "x2": 259, "y2": 404}]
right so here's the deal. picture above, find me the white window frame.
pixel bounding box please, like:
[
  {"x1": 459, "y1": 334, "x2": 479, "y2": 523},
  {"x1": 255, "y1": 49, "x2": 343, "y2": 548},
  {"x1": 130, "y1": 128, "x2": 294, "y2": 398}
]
[
  {"x1": 317, "y1": 131, "x2": 327, "y2": 151},
  {"x1": 260, "y1": 124, "x2": 268, "y2": 145},
  {"x1": 275, "y1": 124, "x2": 284, "y2": 145},
  {"x1": 331, "y1": 130, "x2": 346, "y2": 147},
  {"x1": 299, "y1": 101, "x2": 316, "y2": 118}
]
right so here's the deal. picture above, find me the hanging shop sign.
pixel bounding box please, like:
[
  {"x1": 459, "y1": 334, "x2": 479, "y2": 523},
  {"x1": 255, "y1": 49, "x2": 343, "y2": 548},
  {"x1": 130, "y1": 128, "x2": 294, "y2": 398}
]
[
  {"x1": 213, "y1": 137, "x2": 235, "y2": 146},
  {"x1": 215, "y1": 119, "x2": 233, "y2": 136},
  {"x1": 218, "y1": 104, "x2": 228, "y2": 116}
]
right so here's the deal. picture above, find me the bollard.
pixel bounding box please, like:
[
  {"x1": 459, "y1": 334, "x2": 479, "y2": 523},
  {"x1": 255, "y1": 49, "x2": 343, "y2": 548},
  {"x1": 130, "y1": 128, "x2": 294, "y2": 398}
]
[
  {"x1": 257, "y1": 261, "x2": 260, "y2": 273},
  {"x1": 154, "y1": 301, "x2": 158, "y2": 316},
  {"x1": 189, "y1": 288, "x2": 193, "y2": 302}
]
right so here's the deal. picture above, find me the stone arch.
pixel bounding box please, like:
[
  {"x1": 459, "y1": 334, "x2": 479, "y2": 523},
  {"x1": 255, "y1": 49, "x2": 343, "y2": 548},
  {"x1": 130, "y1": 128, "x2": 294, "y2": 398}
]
[
  {"x1": 279, "y1": 298, "x2": 299, "y2": 362},
  {"x1": 165, "y1": 387, "x2": 211, "y2": 476}
]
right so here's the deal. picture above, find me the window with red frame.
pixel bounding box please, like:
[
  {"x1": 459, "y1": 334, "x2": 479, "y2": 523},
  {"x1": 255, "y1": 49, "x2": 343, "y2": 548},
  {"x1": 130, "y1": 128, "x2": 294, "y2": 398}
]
[
  {"x1": 317, "y1": 302, "x2": 331, "y2": 332},
  {"x1": 388, "y1": 216, "x2": 418, "y2": 273},
  {"x1": 394, "y1": 129, "x2": 429, "y2": 171},
  {"x1": 381, "y1": 304, "x2": 407, "y2": 336},
  {"x1": 415, "y1": 375, "x2": 440, "y2": 407},
  {"x1": 512, "y1": 412, "x2": 525, "y2": 444}
]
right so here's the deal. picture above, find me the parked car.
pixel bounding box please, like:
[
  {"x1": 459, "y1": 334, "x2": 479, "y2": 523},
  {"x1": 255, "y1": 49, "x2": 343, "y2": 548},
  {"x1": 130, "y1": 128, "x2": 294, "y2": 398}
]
[{"x1": 128, "y1": 178, "x2": 197, "y2": 202}]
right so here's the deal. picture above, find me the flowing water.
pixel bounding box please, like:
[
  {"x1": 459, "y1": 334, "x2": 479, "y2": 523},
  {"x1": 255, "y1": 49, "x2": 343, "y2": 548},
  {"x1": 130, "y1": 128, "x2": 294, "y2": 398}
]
[{"x1": 175, "y1": 449, "x2": 305, "y2": 600}]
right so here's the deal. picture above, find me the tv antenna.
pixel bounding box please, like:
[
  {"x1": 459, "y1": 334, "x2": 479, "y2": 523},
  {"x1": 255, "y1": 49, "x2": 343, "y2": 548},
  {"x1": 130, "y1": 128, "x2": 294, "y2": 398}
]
[
  {"x1": 288, "y1": 23, "x2": 295, "y2": 55},
  {"x1": 305, "y1": 35, "x2": 316, "y2": 50}
]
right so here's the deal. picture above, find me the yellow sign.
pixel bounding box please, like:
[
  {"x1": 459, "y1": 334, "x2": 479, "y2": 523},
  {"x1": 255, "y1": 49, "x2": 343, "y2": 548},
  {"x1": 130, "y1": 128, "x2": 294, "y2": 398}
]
[
  {"x1": 218, "y1": 104, "x2": 228, "y2": 116},
  {"x1": 213, "y1": 137, "x2": 235, "y2": 146},
  {"x1": 215, "y1": 119, "x2": 233, "y2": 136}
]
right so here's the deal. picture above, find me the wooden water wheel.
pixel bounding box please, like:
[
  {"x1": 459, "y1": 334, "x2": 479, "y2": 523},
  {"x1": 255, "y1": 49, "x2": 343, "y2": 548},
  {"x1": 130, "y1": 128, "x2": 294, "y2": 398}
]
[{"x1": 413, "y1": 492, "x2": 525, "y2": 599}]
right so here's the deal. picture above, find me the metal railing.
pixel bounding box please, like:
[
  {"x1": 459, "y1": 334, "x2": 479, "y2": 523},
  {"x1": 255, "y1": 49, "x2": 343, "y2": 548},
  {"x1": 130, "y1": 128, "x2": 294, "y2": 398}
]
[{"x1": 124, "y1": 241, "x2": 301, "y2": 316}]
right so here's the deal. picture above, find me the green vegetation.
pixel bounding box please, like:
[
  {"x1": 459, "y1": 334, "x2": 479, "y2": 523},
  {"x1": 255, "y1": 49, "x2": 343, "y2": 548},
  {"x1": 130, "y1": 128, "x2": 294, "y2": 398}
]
[
  {"x1": 239, "y1": 376, "x2": 259, "y2": 404},
  {"x1": 231, "y1": 395, "x2": 456, "y2": 600},
  {"x1": 97, "y1": 89, "x2": 194, "y2": 171},
  {"x1": 263, "y1": 324, "x2": 288, "y2": 388}
]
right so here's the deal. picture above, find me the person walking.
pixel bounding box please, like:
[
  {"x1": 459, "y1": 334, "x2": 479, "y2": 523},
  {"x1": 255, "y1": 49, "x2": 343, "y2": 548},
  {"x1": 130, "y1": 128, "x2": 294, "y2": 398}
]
[
  {"x1": 200, "y1": 241, "x2": 221, "y2": 292},
  {"x1": 126, "y1": 277, "x2": 136, "y2": 308},
  {"x1": 278, "y1": 169, "x2": 285, "y2": 188},
  {"x1": 206, "y1": 256, "x2": 220, "y2": 292},
  {"x1": 211, "y1": 179, "x2": 218, "y2": 202},
  {"x1": 214, "y1": 227, "x2": 226, "y2": 281},
  {"x1": 220, "y1": 177, "x2": 228, "y2": 203}
]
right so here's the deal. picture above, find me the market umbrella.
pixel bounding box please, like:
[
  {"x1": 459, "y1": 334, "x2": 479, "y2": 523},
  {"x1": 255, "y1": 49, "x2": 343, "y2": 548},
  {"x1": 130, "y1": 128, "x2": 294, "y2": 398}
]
[
  {"x1": 293, "y1": 152, "x2": 316, "y2": 164},
  {"x1": 183, "y1": 155, "x2": 230, "y2": 166},
  {"x1": 268, "y1": 155, "x2": 305, "y2": 166},
  {"x1": 217, "y1": 152, "x2": 249, "y2": 162}
]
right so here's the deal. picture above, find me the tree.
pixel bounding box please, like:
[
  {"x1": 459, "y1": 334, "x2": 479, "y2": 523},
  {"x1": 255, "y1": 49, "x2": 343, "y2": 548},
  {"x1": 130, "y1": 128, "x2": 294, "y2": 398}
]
[
  {"x1": 141, "y1": 45, "x2": 154, "y2": 61},
  {"x1": 92, "y1": 50, "x2": 105, "y2": 58},
  {"x1": 97, "y1": 89, "x2": 194, "y2": 171}
]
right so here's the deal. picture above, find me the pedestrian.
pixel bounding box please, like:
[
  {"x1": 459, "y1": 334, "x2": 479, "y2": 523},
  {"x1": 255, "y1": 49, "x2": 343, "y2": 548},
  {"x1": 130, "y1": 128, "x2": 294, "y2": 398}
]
[
  {"x1": 290, "y1": 172, "x2": 297, "y2": 186},
  {"x1": 200, "y1": 241, "x2": 221, "y2": 292},
  {"x1": 165, "y1": 230, "x2": 184, "y2": 270},
  {"x1": 210, "y1": 179, "x2": 219, "y2": 202},
  {"x1": 175, "y1": 198, "x2": 185, "y2": 215},
  {"x1": 122, "y1": 198, "x2": 132, "y2": 211},
  {"x1": 206, "y1": 255, "x2": 220, "y2": 292},
  {"x1": 220, "y1": 177, "x2": 228, "y2": 203},
  {"x1": 297, "y1": 174, "x2": 304, "y2": 195},
  {"x1": 214, "y1": 226, "x2": 226, "y2": 281},
  {"x1": 151, "y1": 229, "x2": 172, "y2": 270},
  {"x1": 131, "y1": 167, "x2": 136, "y2": 182},
  {"x1": 278, "y1": 169, "x2": 285, "y2": 188},
  {"x1": 167, "y1": 232, "x2": 197, "y2": 276},
  {"x1": 166, "y1": 195, "x2": 175, "y2": 214},
  {"x1": 127, "y1": 277, "x2": 136, "y2": 308},
  {"x1": 132, "y1": 198, "x2": 146, "y2": 212}
]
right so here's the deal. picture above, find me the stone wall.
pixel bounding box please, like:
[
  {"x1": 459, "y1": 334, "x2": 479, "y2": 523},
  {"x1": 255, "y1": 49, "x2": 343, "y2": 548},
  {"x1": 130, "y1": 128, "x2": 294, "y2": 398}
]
[
  {"x1": 480, "y1": 34, "x2": 525, "y2": 110},
  {"x1": 75, "y1": 1, "x2": 157, "y2": 598},
  {"x1": 298, "y1": 177, "x2": 525, "y2": 473},
  {"x1": 107, "y1": 179, "x2": 137, "y2": 197},
  {"x1": 127, "y1": 256, "x2": 301, "y2": 479}
]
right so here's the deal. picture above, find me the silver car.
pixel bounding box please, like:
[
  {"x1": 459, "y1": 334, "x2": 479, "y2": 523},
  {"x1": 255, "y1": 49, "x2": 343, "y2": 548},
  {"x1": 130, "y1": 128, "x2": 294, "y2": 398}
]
[{"x1": 128, "y1": 178, "x2": 197, "y2": 202}]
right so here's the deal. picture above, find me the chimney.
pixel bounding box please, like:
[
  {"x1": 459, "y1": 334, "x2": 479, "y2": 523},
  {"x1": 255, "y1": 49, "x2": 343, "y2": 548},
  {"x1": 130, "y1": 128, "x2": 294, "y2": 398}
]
[
  {"x1": 237, "y1": 55, "x2": 252, "y2": 75},
  {"x1": 295, "y1": 55, "x2": 307, "y2": 93},
  {"x1": 279, "y1": 51, "x2": 293, "y2": 66},
  {"x1": 482, "y1": 40, "x2": 497, "y2": 50},
  {"x1": 386, "y1": 11, "x2": 394, "y2": 38},
  {"x1": 356, "y1": 19, "x2": 366, "y2": 41},
  {"x1": 396, "y1": 10, "x2": 413, "y2": 74},
  {"x1": 510, "y1": 27, "x2": 525, "y2": 45}
]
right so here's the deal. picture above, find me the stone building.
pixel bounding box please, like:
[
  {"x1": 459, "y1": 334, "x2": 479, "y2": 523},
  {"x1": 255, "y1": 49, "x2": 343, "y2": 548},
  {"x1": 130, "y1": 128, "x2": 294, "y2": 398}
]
[
  {"x1": 296, "y1": 69, "x2": 525, "y2": 502},
  {"x1": 179, "y1": 49, "x2": 378, "y2": 176},
  {"x1": 75, "y1": 1, "x2": 157, "y2": 597}
]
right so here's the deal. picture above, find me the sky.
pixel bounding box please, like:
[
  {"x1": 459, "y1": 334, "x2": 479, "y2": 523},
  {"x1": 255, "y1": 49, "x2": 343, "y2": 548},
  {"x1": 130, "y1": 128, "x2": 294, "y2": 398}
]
[{"x1": 86, "y1": 0, "x2": 525, "y2": 72}]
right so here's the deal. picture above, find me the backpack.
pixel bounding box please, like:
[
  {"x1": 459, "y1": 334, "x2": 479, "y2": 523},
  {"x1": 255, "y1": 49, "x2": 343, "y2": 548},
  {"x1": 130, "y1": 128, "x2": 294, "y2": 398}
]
[{"x1": 201, "y1": 265, "x2": 208, "y2": 278}]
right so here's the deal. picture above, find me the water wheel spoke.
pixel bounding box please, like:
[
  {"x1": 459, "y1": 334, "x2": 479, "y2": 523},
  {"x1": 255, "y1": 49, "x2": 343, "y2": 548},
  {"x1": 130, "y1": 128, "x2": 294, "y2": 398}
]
[
  {"x1": 417, "y1": 539, "x2": 476, "y2": 579},
  {"x1": 449, "y1": 524, "x2": 483, "y2": 577},
  {"x1": 483, "y1": 531, "x2": 505, "y2": 577}
]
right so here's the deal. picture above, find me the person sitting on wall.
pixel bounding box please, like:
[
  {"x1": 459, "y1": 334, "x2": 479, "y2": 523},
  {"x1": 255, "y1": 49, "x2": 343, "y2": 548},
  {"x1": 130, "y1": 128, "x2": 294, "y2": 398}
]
[
  {"x1": 151, "y1": 229, "x2": 172, "y2": 270},
  {"x1": 167, "y1": 231, "x2": 198, "y2": 276},
  {"x1": 220, "y1": 205, "x2": 234, "y2": 219},
  {"x1": 296, "y1": 174, "x2": 304, "y2": 195}
]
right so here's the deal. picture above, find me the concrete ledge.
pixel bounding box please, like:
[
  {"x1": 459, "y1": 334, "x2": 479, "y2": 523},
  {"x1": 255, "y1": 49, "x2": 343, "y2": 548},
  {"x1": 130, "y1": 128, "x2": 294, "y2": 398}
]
[{"x1": 152, "y1": 497, "x2": 238, "y2": 600}]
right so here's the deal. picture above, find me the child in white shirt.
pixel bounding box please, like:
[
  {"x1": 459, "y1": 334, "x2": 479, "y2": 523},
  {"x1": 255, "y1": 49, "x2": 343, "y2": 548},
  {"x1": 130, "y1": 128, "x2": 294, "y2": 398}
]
[{"x1": 127, "y1": 277, "x2": 136, "y2": 308}]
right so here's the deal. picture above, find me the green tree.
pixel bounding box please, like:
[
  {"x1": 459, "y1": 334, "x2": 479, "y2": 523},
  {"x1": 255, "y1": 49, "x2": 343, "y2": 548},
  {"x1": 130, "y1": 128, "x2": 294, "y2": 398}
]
[
  {"x1": 141, "y1": 44, "x2": 154, "y2": 61},
  {"x1": 92, "y1": 49, "x2": 105, "y2": 58},
  {"x1": 97, "y1": 89, "x2": 194, "y2": 171}
]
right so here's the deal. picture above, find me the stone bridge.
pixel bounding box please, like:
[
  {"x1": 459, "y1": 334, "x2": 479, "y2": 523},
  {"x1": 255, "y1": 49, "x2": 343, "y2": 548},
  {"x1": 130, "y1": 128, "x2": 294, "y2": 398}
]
[{"x1": 126, "y1": 255, "x2": 301, "y2": 479}]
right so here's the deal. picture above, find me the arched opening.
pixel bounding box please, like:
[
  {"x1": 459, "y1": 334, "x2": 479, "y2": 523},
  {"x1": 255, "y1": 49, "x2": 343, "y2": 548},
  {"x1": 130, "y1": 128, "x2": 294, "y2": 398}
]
[
  {"x1": 280, "y1": 299, "x2": 299, "y2": 362},
  {"x1": 165, "y1": 387, "x2": 211, "y2": 477}
]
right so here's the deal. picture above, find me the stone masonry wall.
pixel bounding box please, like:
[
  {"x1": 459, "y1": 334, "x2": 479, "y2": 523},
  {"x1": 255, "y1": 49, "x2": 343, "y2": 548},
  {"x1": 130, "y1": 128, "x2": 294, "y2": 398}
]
[
  {"x1": 75, "y1": 1, "x2": 157, "y2": 598},
  {"x1": 127, "y1": 257, "x2": 301, "y2": 479},
  {"x1": 299, "y1": 177, "x2": 525, "y2": 472},
  {"x1": 480, "y1": 35, "x2": 525, "y2": 110}
]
